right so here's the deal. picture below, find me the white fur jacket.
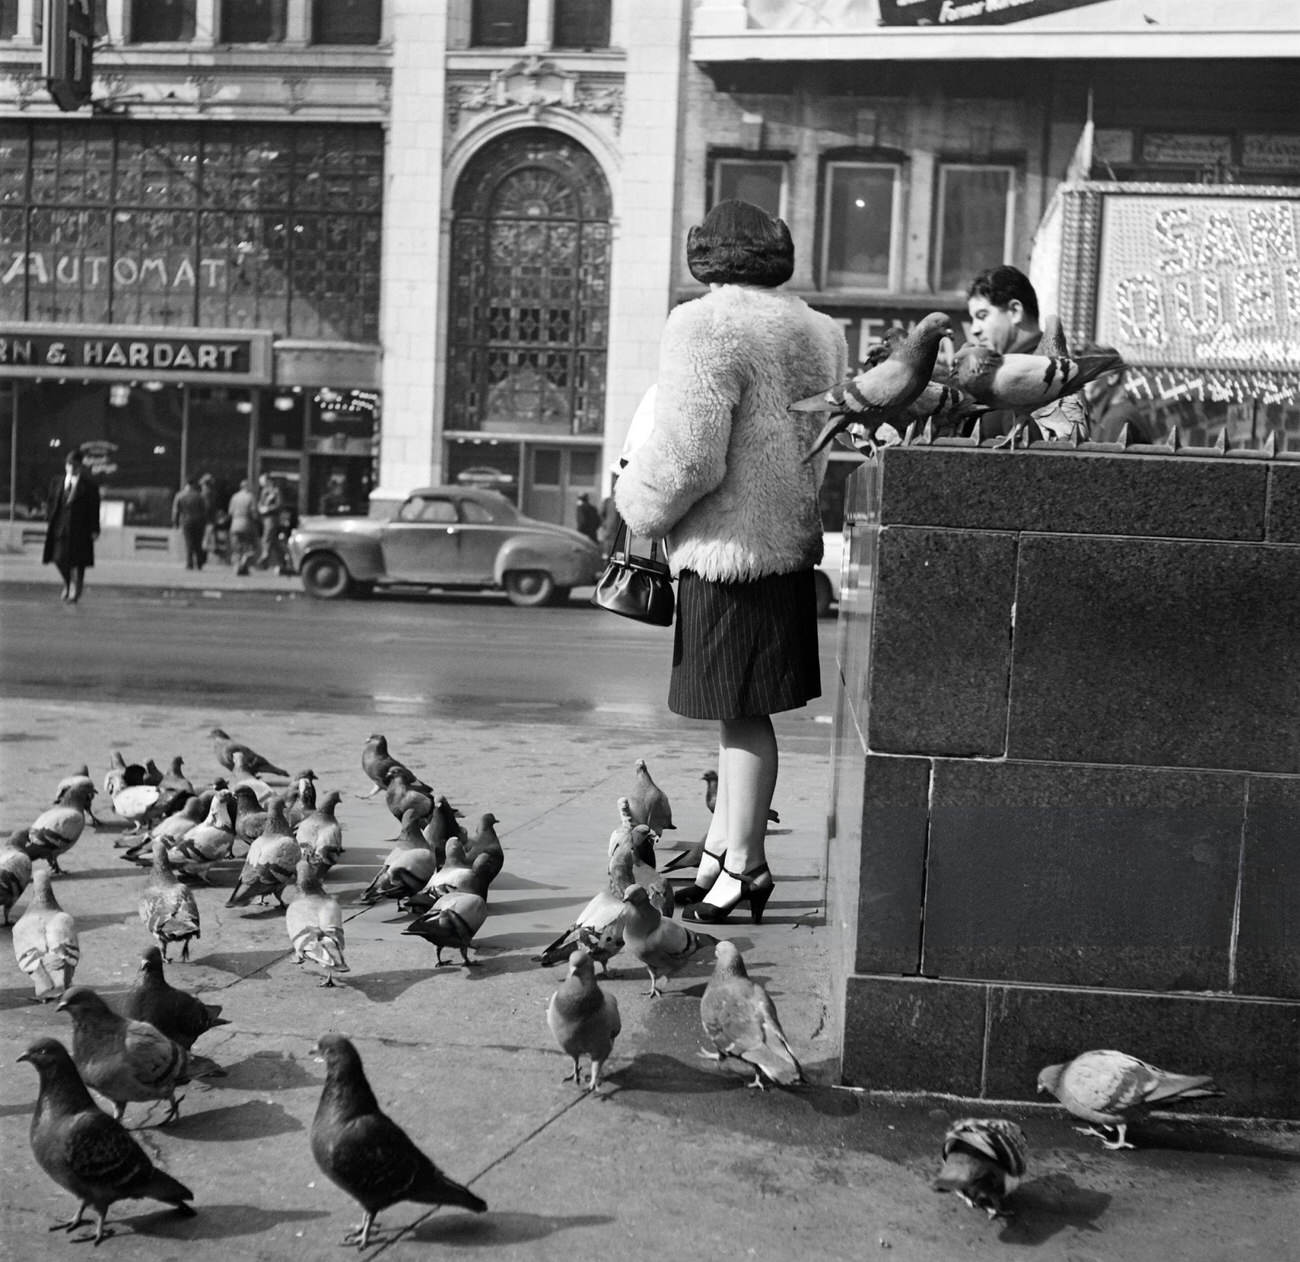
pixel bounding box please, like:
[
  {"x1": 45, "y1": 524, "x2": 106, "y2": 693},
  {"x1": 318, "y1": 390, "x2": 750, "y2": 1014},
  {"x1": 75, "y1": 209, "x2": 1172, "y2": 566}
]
[{"x1": 615, "y1": 284, "x2": 848, "y2": 583}]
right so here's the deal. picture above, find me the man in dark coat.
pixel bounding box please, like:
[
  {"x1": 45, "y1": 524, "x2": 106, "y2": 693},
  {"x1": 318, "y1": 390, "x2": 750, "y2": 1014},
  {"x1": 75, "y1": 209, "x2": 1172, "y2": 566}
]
[{"x1": 43, "y1": 447, "x2": 101, "y2": 603}]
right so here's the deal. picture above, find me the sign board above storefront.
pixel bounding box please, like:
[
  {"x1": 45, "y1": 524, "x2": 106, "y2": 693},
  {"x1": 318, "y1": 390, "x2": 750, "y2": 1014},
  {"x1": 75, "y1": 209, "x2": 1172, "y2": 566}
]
[
  {"x1": 41, "y1": 0, "x2": 94, "y2": 112},
  {"x1": 0, "y1": 324, "x2": 273, "y2": 384},
  {"x1": 877, "y1": 0, "x2": 1105, "y2": 24},
  {"x1": 1094, "y1": 194, "x2": 1299, "y2": 370}
]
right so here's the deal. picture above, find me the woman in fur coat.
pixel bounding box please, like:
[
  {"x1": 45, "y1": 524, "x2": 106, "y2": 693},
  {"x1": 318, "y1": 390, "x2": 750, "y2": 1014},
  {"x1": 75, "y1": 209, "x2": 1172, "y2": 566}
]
[{"x1": 614, "y1": 200, "x2": 848, "y2": 923}]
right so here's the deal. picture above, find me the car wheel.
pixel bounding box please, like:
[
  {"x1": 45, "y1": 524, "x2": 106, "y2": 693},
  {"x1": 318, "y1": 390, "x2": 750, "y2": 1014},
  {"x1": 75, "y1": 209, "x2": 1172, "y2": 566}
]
[
  {"x1": 813, "y1": 570, "x2": 834, "y2": 618},
  {"x1": 504, "y1": 570, "x2": 556, "y2": 607},
  {"x1": 301, "y1": 553, "x2": 353, "y2": 600}
]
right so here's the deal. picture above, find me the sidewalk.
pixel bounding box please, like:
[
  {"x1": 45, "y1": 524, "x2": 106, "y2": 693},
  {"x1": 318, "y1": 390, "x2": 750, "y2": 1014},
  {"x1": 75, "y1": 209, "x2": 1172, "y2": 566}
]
[{"x1": 0, "y1": 580, "x2": 1296, "y2": 1259}]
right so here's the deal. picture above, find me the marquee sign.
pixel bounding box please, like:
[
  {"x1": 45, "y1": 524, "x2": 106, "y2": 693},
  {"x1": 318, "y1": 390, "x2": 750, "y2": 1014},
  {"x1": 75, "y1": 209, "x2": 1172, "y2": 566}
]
[
  {"x1": 0, "y1": 324, "x2": 274, "y2": 384},
  {"x1": 877, "y1": 0, "x2": 1106, "y2": 24},
  {"x1": 1093, "y1": 195, "x2": 1300, "y2": 369}
]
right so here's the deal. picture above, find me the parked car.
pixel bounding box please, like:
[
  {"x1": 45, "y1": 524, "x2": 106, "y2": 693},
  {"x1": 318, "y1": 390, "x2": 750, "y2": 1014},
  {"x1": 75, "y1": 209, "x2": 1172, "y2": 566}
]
[
  {"x1": 286, "y1": 486, "x2": 604, "y2": 606},
  {"x1": 814, "y1": 530, "x2": 844, "y2": 618}
]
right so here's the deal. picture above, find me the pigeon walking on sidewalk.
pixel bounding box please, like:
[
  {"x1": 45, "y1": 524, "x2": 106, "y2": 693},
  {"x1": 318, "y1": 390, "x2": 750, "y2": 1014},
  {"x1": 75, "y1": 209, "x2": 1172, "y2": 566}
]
[
  {"x1": 621, "y1": 884, "x2": 716, "y2": 998},
  {"x1": 626, "y1": 760, "x2": 674, "y2": 834},
  {"x1": 933, "y1": 1118, "x2": 1028, "y2": 1220},
  {"x1": 19, "y1": 1038, "x2": 195, "y2": 1245},
  {"x1": 547, "y1": 948, "x2": 621, "y2": 1092},
  {"x1": 310, "y1": 1034, "x2": 486, "y2": 1248},
  {"x1": 12, "y1": 862, "x2": 79, "y2": 1002},
  {"x1": 210, "y1": 727, "x2": 289, "y2": 778},
  {"x1": 139, "y1": 839, "x2": 201, "y2": 962},
  {"x1": 286, "y1": 858, "x2": 350, "y2": 987},
  {"x1": 119, "y1": 946, "x2": 229, "y2": 1050}
]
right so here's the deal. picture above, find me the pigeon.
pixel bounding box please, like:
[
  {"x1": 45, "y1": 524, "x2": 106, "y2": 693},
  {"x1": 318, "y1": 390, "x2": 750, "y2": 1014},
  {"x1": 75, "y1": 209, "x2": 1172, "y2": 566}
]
[
  {"x1": 610, "y1": 825, "x2": 673, "y2": 918},
  {"x1": 464, "y1": 811, "x2": 503, "y2": 884},
  {"x1": 953, "y1": 342, "x2": 1123, "y2": 412},
  {"x1": 144, "y1": 794, "x2": 209, "y2": 847},
  {"x1": 164, "y1": 789, "x2": 237, "y2": 882},
  {"x1": 800, "y1": 312, "x2": 954, "y2": 461},
  {"x1": 209, "y1": 726, "x2": 288, "y2": 778},
  {"x1": 138, "y1": 840, "x2": 201, "y2": 962},
  {"x1": 360, "y1": 809, "x2": 437, "y2": 907},
  {"x1": 158, "y1": 755, "x2": 193, "y2": 796},
  {"x1": 547, "y1": 948, "x2": 621, "y2": 1091},
  {"x1": 626, "y1": 761, "x2": 674, "y2": 833},
  {"x1": 19, "y1": 1038, "x2": 195, "y2": 1245},
  {"x1": 1037, "y1": 1049, "x2": 1223, "y2": 1150},
  {"x1": 119, "y1": 946, "x2": 228, "y2": 1050},
  {"x1": 27, "y1": 783, "x2": 97, "y2": 873},
  {"x1": 402, "y1": 859, "x2": 492, "y2": 966},
  {"x1": 620, "y1": 884, "x2": 717, "y2": 997},
  {"x1": 284, "y1": 769, "x2": 319, "y2": 827},
  {"x1": 57, "y1": 986, "x2": 190, "y2": 1124},
  {"x1": 231, "y1": 784, "x2": 269, "y2": 848},
  {"x1": 359, "y1": 733, "x2": 430, "y2": 799},
  {"x1": 411, "y1": 835, "x2": 479, "y2": 909},
  {"x1": 699, "y1": 940, "x2": 804, "y2": 1088},
  {"x1": 225, "y1": 798, "x2": 301, "y2": 909},
  {"x1": 12, "y1": 862, "x2": 80, "y2": 1001},
  {"x1": 310, "y1": 1033, "x2": 486, "y2": 1248},
  {"x1": 286, "y1": 858, "x2": 349, "y2": 986},
  {"x1": 535, "y1": 886, "x2": 626, "y2": 974},
  {"x1": 933, "y1": 1118, "x2": 1029, "y2": 1220},
  {"x1": 111, "y1": 782, "x2": 164, "y2": 834},
  {"x1": 700, "y1": 769, "x2": 779, "y2": 825},
  {"x1": 384, "y1": 765, "x2": 435, "y2": 823},
  {"x1": 102, "y1": 750, "x2": 132, "y2": 798},
  {"x1": 1, "y1": 828, "x2": 33, "y2": 925},
  {"x1": 421, "y1": 794, "x2": 467, "y2": 868},
  {"x1": 296, "y1": 789, "x2": 345, "y2": 872},
  {"x1": 54, "y1": 765, "x2": 102, "y2": 825},
  {"x1": 230, "y1": 750, "x2": 276, "y2": 805}
]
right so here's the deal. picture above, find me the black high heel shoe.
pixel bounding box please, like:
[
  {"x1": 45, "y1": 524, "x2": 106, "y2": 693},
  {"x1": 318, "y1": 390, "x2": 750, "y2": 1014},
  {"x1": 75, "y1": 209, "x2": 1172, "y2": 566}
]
[
  {"x1": 672, "y1": 848, "x2": 725, "y2": 906},
  {"x1": 682, "y1": 862, "x2": 774, "y2": 926}
]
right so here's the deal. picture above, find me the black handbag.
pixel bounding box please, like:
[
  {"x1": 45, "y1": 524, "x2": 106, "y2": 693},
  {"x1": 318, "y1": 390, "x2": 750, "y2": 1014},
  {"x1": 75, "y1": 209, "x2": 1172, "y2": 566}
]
[{"x1": 591, "y1": 520, "x2": 675, "y2": 626}]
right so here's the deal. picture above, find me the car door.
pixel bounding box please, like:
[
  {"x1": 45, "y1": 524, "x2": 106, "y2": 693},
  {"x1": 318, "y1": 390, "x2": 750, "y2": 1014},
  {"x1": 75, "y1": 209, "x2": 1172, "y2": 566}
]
[
  {"x1": 380, "y1": 495, "x2": 462, "y2": 581},
  {"x1": 454, "y1": 495, "x2": 508, "y2": 584}
]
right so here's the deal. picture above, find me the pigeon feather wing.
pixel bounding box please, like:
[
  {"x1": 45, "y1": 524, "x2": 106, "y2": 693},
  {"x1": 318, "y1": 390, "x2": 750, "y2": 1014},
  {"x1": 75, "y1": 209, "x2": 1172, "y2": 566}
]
[
  {"x1": 942, "y1": 1119, "x2": 1028, "y2": 1178},
  {"x1": 704, "y1": 978, "x2": 801, "y2": 1084},
  {"x1": 319, "y1": 1111, "x2": 428, "y2": 1208},
  {"x1": 121, "y1": 1020, "x2": 190, "y2": 1090},
  {"x1": 59, "y1": 1107, "x2": 155, "y2": 1192}
]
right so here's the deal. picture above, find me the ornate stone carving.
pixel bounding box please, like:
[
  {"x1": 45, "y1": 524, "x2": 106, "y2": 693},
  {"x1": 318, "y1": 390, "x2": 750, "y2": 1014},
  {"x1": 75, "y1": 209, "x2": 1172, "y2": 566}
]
[
  {"x1": 447, "y1": 59, "x2": 625, "y2": 134},
  {"x1": 12, "y1": 71, "x2": 40, "y2": 111},
  {"x1": 188, "y1": 74, "x2": 219, "y2": 112}
]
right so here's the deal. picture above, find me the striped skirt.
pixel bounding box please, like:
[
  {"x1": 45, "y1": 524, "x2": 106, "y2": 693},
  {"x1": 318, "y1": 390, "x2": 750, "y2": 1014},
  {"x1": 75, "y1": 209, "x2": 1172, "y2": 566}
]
[{"x1": 668, "y1": 568, "x2": 821, "y2": 720}]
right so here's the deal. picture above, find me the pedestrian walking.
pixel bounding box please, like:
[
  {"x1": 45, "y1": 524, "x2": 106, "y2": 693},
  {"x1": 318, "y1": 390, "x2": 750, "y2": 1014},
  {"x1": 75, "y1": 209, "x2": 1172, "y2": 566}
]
[
  {"x1": 575, "y1": 492, "x2": 600, "y2": 543},
  {"x1": 42, "y1": 447, "x2": 100, "y2": 604},
  {"x1": 255, "y1": 474, "x2": 286, "y2": 571},
  {"x1": 172, "y1": 478, "x2": 208, "y2": 571},
  {"x1": 226, "y1": 478, "x2": 257, "y2": 575}
]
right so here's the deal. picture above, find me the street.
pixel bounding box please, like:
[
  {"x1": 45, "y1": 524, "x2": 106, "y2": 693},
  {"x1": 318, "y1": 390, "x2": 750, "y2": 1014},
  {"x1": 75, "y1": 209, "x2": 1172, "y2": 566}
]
[{"x1": 0, "y1": 583, "x2": 837, "y2": 750}]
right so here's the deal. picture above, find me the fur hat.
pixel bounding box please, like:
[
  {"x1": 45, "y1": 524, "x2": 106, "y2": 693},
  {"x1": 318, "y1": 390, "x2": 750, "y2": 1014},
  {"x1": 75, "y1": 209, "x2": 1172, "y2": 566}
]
[{"x1": 686, "y1": 199, "x2": 794, "y2": 288}]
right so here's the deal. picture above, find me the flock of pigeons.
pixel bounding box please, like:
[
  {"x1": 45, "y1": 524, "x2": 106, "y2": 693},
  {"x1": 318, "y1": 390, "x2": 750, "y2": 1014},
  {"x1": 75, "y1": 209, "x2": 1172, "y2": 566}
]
[
  {"x1": 2, "y1": 728, "x2": 1225, "y2": 1243},
  {"x1": 793, "y1": 312, "x2": 1125, "y2": 459}
]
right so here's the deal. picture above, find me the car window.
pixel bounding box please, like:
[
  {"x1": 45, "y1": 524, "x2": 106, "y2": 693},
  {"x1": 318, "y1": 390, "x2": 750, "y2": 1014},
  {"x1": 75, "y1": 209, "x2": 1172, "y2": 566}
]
[
  {"x1": 396, "y1": 498, "x2": 424, "y2": 523},
  {"x1": 459, "y1": 500, "x2": 494, "y2": 525},
  {"x1": 420, "y1": 499, "x2": 458, "y2": 523}
]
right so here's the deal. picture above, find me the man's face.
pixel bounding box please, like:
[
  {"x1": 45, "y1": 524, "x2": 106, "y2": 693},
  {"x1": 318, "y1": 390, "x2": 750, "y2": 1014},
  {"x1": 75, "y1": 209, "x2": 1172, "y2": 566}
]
[{"x1": 967, "y1": 296, "x2": 1023, "y2": 354}]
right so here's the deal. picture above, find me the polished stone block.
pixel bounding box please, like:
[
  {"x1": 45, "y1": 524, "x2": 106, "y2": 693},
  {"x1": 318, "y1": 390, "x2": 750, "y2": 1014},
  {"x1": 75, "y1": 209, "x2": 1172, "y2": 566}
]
[
  {"x1": 876, "y1": 446, "x2": 1268, "y2": 540},
  {"x1": 923, "y1": 760, "x2": 1241, "y2": 991},
  {"x1": 1236, "y1": 776, "x2": 1300, "y2": 1000},
  {"x1": 1009, "y1": 535, "x2": 1300, "y2": 774},
  {"x1": 1265, "y1": 462, "x2": 1300, "y2": 544},
  {"x1": 841, "y1": 975, "x2": 986, "y2": 1095},
  {"x1": 854, "y1": 755, "x2": 930, "y2": 976},
  {"x1": 867, "y1": 528, "x2": 1015, "y2": 756},
  {"x1": 984, "y1": 984, "x2": 1300, "y2": 1118}
]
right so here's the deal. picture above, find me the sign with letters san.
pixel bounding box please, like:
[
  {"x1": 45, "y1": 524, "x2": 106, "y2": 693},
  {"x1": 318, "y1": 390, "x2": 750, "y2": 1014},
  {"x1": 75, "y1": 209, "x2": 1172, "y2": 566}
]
[
  {"x1": 878, "y1": 0, "x2": 1106, "y2": 23},
  {"x1": 42, "y1": 0, "x2": 95, "y2": 112},
  {"x1": 0, "y1": 324, "x2": 274, "y2": 385}
]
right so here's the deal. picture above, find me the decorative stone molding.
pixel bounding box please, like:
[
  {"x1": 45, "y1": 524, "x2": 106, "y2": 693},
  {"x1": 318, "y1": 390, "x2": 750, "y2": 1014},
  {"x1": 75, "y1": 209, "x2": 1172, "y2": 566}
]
[
  {"x1": 447, "y1": 58, "x2": 624, "y2": 134},
  {"x1": 12, "y1": 71, "x2": 41, "y2": 110},
  {"x1": 187, "y1": 74, "x2": 219, "y2": 112}
]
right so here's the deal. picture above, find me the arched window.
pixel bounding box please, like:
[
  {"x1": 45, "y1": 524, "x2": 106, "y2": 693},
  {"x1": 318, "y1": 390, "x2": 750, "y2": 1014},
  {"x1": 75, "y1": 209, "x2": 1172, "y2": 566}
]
[{"x1": 447, "y1": 130, "x2": 612, "y2": 435}]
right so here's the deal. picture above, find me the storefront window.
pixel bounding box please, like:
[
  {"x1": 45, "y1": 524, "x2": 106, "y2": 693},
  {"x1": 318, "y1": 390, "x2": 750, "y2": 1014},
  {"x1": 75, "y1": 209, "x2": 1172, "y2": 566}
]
[
  {"x1": 0, "y1": 121, "x2": 381, "y2": 342},
  {"x1": 710, "y1": 158, "x2": 787, "y2": 219},
  {"x1": 821, "y1": 161, "x2": 900, "y2": 291},
  {"x1": 311, "y1": 0, "x2": 381, "y2": 44},
  {"x1": 554, "y1": 0, "x2": 610, "y2": 50},
  {"x1": 935, "y1": 165, "x2": 1015, "y2": 293},
  {"x1": 220, "y1": 0, "x2": 287, "y2": 43},
  {"x1": 130, "y1": 0, "x2": 197, "y2": 42}
]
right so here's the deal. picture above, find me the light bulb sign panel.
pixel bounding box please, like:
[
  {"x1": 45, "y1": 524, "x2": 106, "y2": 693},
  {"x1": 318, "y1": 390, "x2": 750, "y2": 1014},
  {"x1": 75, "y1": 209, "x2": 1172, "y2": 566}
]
[
  {"x1": 42, "y1": 0, "x2": 95, "y2": 112},
  {"x1": 1094, "y1": 194, "x2": 1300, "y2": 370}
]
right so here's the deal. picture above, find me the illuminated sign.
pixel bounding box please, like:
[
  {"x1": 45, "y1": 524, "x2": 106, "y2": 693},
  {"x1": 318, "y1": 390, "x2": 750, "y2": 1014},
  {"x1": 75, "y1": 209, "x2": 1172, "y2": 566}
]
[
  {"x1": 41, "y1": 0, "x2": 95, "y2": 112},
  {"x1": 1094, "y1": 196, "x2": 1300, "y2": 369},
  {"x1": 0, "y1": 324, "x2": 274, "y2": 384}
]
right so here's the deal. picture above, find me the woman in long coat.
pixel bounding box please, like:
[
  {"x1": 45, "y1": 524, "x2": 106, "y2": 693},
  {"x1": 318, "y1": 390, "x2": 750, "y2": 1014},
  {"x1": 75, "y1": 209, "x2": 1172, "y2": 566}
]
[{"x1": 43, "y1": 448, "x2": 101, "y2": 603}]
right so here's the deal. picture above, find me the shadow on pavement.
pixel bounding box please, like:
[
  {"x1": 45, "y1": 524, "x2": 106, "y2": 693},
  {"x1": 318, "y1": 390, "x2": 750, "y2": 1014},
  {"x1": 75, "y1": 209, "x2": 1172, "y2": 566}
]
[
  {"x1": 339, "y1": 967, "x2": 434, "y2": 1004},
  {"x1": 160, "y1": 1098, "x2": 304, "y2": 1142},
  {"x1": 137, "y1": 1204, "x2": 328, "y2": 1241},
  {"x1": 400, "y1": 1209, "x2": 616, "y2": 1246},
  {"x1": 214, "y1": 1048, "x2": 318, "y2": 1093},
  {"x1": 997, "y1": 1174, "x2": 1112, "y2": 1245},
  {"x1": 193, "y1": 947, "x2": 290, "y2": 977}
]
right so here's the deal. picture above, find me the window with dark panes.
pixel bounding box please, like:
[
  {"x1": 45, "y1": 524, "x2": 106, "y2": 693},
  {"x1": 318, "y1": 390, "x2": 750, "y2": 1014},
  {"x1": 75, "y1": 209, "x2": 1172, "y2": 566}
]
[
  {"x1": 447, "y1": 129, "x2": 612, "y2": 435},
  {"x1": 29, "y1": 2, "x2": 110, "y2": 41},
  {"x1": 311, "y1": 0, "x2": 381, "y2": 44},
  {"x1": 221, "y1": 0, "x2": 287, "y2": 43},
  {"x1": 131, "y1": 0, "x2": 196, "y2": 42},
  {"x1": 554, "y1": 0, "x2": 610, "y2": 49},
  {"x1": 0, "y1": 121, "x2": 382, "y2": 341},
  {"x1": 472, "y1": 0, "x2": 527, "y2": 47},
  {"x1": 935, "y1": 165, "x2": 1014, "y2": 292},
  {"x1": 822, "y1": 161, "x2": 899, "y2": 290},
  {"x1": 711, "y1": 159, "x2": 786, "y2": 218},
  {"x1": 1, "y1": 0, "x2": 16, "y2": 40}
]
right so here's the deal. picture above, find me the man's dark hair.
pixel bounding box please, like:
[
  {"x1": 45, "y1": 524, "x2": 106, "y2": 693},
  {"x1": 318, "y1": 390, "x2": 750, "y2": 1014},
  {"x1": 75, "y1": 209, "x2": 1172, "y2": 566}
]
[
  {"x1": 968, "y1": 265, "x2": 1039, "y2": 321},
  {"x1": 687, "y1": 198, "x2": 794, "y2": 288}
]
